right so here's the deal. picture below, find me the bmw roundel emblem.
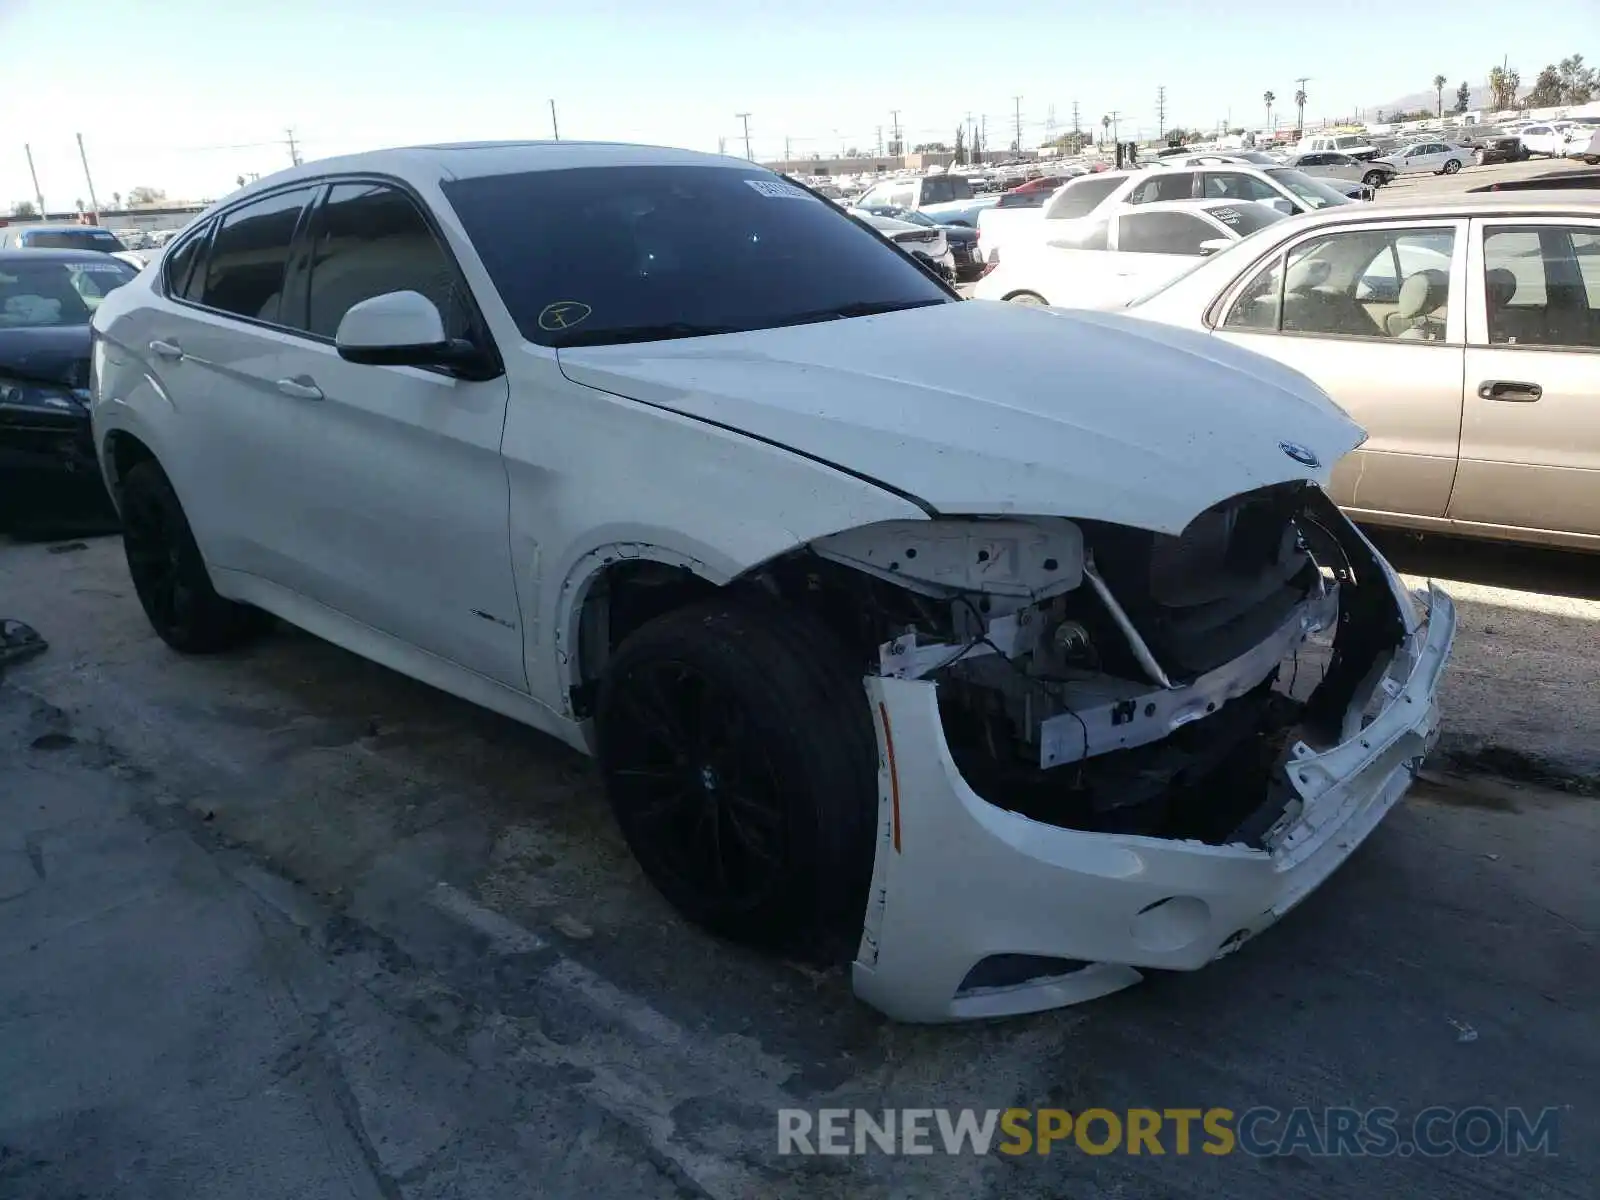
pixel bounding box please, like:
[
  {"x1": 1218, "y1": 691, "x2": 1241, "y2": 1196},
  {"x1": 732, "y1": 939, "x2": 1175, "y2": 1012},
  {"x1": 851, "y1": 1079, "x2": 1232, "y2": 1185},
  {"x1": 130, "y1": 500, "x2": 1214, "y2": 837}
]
[{"x1": 1279, "y1": 441, "x2": 1321, "y2": 469}]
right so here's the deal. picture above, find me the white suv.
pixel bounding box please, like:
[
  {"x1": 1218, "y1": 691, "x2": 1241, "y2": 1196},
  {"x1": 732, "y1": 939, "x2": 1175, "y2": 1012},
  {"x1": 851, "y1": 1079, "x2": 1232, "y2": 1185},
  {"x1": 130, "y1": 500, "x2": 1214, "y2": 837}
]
[{"x1": 88, "y1": 141, "x2": 1453, "y2": 1022}]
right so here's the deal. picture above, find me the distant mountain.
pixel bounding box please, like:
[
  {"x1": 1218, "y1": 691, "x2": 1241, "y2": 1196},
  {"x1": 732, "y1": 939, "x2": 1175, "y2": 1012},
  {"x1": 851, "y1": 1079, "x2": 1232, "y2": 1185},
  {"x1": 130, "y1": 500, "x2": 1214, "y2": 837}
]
[{"x1": 1368, "y1": 82, "x2": 1520, "y2": 118}]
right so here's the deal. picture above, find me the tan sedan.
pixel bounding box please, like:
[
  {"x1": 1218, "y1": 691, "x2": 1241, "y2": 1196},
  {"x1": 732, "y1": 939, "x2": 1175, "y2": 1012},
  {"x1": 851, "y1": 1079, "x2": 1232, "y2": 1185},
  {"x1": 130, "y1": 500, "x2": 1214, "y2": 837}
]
[{"x1": 1122, "y1": 191, "x2": 1600, "y2": 552}]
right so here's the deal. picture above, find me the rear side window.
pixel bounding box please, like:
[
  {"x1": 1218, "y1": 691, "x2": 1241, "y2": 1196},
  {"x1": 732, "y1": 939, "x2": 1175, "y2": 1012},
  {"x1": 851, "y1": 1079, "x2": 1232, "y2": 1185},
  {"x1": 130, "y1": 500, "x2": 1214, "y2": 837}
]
[
  {"x1": 163, "y1": 224, "x2": 208, "y2": 297},
  {"x1": 1046, "y1": 175, "x2": 1122, "y2": 219},
  {"x1": 1129, "y1": 172, "x2": 1196, "y2": 203},
  {"x1": 304, "y1": 183, "x2": 467, "y2": 339},
  {"x1": 198, "y1": 187, "x2": 315, "y2": 323},
  {"x1": 1118, "y1": 211, "x2": 1218, "y2": 256},
  {"x1": 23, "y1": 228, "x2": 125, "y2": 252}
]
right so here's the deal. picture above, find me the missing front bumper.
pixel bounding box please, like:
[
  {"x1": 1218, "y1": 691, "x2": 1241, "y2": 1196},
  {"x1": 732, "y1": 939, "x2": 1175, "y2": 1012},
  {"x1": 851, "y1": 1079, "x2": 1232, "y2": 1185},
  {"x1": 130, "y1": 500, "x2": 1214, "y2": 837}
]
[{"x1": 851, "y1": 580, "x2": 1455, "y2": 1023}]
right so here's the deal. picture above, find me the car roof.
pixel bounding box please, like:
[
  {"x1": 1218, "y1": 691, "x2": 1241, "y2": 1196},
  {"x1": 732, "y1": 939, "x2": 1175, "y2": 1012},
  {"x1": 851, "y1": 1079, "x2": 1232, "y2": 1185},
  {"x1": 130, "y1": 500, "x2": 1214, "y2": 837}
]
[
  {"x1": 219, "y1": 140, "x2": 746, "y2": 202},
  {"x1": 11, "y1": 224, "x2": 121, "y2": 234},
  {"x1": 1281, "y1": 190, "x2": 1600, "y2": 223},
  {"x1": 0, "y1": 247, "x2": 133, "y2": 265}
]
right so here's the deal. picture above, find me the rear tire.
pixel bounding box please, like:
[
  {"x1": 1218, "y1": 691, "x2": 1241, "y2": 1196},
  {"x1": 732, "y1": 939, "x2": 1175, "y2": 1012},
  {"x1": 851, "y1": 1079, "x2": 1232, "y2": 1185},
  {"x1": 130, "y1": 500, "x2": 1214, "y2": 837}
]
[
  {"x1": 120, "y1": 460, "x2": 271, "y2": 653},
  {"x1": 1362, "y1": 170, "x2": 1387, "y2": 187},
  {"x1": 1442, "y1": 159, "x2": 1461, "y2": 175},
  {"x1": 1006, "y1": 291, "x2": 1049, "y2": 305},
  {"x1": 596, "y1": 598, "x2": 878, "y2": 959}
]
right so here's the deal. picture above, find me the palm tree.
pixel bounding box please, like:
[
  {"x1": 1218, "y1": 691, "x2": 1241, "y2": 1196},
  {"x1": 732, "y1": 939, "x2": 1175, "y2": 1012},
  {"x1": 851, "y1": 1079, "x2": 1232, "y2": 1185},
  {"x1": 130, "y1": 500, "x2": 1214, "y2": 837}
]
[
  {"x1": 1433, "y1": 74, "x2": 1447, "y2": 117},
  {"x1": 1263, "y1": 90, "x2": 1276, "y2": 132},
  {"x1": 1294, "y1": 89, "x2": 1307, "y2": 134},
  {"x1": 1101, "y1": 114, "x2": 1111, "y2": 146}
]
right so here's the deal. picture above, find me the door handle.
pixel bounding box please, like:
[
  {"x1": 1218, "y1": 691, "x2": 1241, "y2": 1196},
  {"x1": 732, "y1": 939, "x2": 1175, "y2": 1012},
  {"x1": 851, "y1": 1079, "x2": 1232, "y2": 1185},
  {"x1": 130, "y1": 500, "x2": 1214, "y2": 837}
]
[
  {"x1": 1477, "y1": 380, "x2": 1542, "y2": 402},
  {"x1": 149, "y1": 339, "x2": 183, "y2": 360},
  {"x1": 275, "y1": 376, "x2": 324, "y2": 401}
]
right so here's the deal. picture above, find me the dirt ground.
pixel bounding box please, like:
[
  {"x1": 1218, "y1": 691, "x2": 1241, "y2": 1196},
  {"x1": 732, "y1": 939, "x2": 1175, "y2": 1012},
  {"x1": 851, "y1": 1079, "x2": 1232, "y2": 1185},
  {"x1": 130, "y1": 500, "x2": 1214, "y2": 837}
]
[{"x1": 1, "y1": 530, "x2": 1595, "y2": 1200}]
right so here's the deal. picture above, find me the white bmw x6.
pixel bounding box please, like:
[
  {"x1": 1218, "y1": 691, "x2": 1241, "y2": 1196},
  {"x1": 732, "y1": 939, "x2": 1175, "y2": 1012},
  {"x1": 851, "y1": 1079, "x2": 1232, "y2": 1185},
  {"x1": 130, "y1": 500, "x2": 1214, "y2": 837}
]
[{"x1": 89, "y1": 141, "x2": 1455, "y2": 1022}]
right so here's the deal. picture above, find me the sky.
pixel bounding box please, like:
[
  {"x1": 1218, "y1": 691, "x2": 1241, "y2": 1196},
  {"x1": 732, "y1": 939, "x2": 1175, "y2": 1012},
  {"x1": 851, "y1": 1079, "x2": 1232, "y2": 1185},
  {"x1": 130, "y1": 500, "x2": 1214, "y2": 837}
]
[{"x1": 2, "y1": 0, "x2": 1591, "y2": 212}]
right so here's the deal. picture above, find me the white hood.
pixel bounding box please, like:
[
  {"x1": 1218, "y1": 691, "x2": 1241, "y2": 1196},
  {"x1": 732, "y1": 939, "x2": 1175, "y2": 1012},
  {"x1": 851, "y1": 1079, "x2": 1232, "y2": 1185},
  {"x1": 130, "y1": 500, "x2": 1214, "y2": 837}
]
[{"x1": 556, "y1": 300, "x2": 1364, "y2": 535}]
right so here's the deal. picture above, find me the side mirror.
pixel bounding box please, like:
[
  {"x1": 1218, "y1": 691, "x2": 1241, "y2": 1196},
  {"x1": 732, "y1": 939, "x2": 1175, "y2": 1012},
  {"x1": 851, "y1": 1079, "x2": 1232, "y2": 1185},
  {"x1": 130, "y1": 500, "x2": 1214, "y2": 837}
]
[
  {"x1": 1198, "y1": 238, "x2": 1233, "y2": 256},
  {"x1": 335, "y1": 290, "x2": 492, "y2": 376},
  {"x1": 1269, "y1": 198, "x2": 1296, "y2": 215}
]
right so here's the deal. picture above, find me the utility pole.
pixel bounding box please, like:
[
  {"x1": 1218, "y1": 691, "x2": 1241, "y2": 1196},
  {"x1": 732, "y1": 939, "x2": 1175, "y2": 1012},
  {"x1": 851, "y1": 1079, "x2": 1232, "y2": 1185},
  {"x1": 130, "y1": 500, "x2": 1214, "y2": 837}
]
[
  {"x1": 1109, "y1": 110, "x2": 1120, "y2": 145},
  {"x1": 876, "y1": 125, "x2": 883, "y2": 157},
  {"x1": 285, "y1": 128, "x2": 302, "y2": 166},
  {"x1": 1012, "y1": 96, "x2": 1023, "y2": 153},
  {"x1": 784, "y1": 134, "x2": 791, "y2": 169},
  {"x1": 1156, "y1": 86, "x2": 1167, "y2": 138},
  {"x1": 890, "y1": 109, "x2": 901, "y2": 156},
  {"x1": 74, "y1": 133, "x2": 100, "y2": 222},
  {"x1": 735, "y1": 112, "x2": 752, "y2": 160},
  {"x1": 549, "y1": 100, "x2": 560, "y2": 141},
  {"x1": 24, "y1": 143, "x2": 47, "y2": 217}
]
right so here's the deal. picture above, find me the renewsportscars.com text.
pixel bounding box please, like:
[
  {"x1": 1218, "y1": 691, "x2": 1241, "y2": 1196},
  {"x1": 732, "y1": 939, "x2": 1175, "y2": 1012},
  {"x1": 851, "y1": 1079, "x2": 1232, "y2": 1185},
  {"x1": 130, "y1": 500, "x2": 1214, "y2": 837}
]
[{"x1": 777, "y1": 1106, "x2": 1562, "y2": 1158}]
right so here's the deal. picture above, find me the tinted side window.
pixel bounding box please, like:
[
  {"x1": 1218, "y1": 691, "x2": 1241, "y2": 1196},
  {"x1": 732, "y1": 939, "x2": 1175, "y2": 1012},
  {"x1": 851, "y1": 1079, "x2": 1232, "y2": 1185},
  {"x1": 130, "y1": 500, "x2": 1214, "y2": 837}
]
[
  {"x1": 198, "y1": 188, "x2": 315, "y2": 323},
  {"x1": 947, "y1": 176, "x2": 974, "y2": 200},
  {"x1": 1117, "y1": 211, "x2": 1217, "y2": 255},
  {"x1": 1046, "y1": 175, "x2": 1122, "y2": 219},
  {"x1": 304, "y1": 183, "x2": 465, "y2": 340},
  {"x1": 1130, "y1": 172, "x2": 1195, "y2": 203},
  {"x1": 921, "y1": 177, "x2": 952, "y2": 204},
  {"x1": 162, "y1": 223, "x2": 208, "y2": 297}
]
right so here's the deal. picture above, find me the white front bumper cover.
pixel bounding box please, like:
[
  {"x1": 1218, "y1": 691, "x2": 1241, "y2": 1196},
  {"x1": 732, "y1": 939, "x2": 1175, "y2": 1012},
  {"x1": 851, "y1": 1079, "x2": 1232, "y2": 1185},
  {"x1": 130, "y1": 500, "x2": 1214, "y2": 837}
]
[{"x1": 852, "y1": 577, "x2": 1456, "y2": 1023}]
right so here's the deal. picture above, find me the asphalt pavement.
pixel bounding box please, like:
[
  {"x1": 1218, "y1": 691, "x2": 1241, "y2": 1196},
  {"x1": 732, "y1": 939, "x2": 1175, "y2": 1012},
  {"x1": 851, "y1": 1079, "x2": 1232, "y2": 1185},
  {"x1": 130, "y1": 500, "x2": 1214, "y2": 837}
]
[{"x1": 1, "y1": 532, "x2": 1595, "y2": 1200}]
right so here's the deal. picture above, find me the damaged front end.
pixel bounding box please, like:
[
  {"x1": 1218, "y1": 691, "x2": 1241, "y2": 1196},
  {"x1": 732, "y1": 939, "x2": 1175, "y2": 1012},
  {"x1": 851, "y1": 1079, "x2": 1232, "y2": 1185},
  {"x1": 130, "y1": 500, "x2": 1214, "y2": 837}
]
[{"x1": 791, "y1": 482, "x2": 1454, "y2": 1022}]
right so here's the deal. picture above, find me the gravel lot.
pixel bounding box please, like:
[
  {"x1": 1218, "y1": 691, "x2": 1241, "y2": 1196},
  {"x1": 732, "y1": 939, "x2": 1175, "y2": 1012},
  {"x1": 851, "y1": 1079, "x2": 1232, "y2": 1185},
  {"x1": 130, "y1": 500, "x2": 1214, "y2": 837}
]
[{"x1": 2, "y1": 157, "x2": 1595, "y2": 1200}]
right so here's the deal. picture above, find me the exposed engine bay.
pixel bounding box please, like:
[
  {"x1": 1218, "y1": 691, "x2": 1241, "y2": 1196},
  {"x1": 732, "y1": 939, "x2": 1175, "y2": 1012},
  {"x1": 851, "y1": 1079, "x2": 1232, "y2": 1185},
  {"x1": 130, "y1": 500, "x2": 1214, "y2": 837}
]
[{"x1": 787, "y1": 482, "x2": 1412, "y2": 848}]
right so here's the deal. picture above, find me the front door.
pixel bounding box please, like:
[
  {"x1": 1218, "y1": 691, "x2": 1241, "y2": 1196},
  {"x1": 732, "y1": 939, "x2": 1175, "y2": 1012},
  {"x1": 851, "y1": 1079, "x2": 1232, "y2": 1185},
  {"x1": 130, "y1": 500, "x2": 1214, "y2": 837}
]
[
  {"x1": 1449, "y1": 218, "x2": 1600, "y2": 543},
  {"x1": 1213, "y1": 220, "x2": 1468, "y2": 523}
]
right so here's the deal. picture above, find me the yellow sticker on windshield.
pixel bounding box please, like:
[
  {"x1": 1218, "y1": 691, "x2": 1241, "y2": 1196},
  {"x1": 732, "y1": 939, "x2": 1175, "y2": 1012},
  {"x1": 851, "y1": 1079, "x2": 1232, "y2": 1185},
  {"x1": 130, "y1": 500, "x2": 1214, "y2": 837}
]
[{"x1": 538, "y1": 300, "x2": 592, "y2": 331}]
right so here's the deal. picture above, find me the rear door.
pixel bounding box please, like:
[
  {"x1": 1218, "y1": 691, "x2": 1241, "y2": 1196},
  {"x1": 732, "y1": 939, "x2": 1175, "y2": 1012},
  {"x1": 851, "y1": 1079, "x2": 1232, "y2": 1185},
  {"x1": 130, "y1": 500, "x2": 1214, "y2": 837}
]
[
  {"x1": 1211, "y1": 219, "x2": 1468, "y2": 522},
  {"x1": 1450, "y1": 217, "x2": 1600, "y2": 543},
  {"x1": 135, "y1": 185, "x2": 320, "y2": 574}
]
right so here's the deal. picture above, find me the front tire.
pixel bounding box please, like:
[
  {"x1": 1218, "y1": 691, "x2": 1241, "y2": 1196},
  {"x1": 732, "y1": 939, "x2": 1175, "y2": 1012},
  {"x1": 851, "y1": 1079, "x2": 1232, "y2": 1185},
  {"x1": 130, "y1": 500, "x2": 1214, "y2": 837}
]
[
  {"x1": 1006, "y1": 291, "x2": 1049, "y2": 305},
  {"x1": 596, "y1": 598, "x2": 878, "y2": 958},
  {"x1": 120, "y1": 460, "x2": 271, "y2": 653},
  {"x1": 1442, "y1": 159, "x2": 1461, "y2": 175},
  {"x1": 1363, "y1": 169, "x2": 1387, "y2": 187}
]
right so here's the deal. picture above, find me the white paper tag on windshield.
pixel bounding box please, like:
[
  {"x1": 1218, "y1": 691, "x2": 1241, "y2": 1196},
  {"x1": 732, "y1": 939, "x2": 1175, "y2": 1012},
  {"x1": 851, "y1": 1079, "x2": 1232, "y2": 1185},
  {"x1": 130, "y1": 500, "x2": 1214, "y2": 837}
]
[{"x1": 745, "y1": 179, "x2": 810, "y2": 200}]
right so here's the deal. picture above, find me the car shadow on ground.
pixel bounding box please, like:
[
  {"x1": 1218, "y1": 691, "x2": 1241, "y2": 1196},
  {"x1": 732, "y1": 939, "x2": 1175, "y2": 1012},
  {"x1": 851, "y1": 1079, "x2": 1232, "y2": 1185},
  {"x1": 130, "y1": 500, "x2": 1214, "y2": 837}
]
[{"x1": 1365, "y1": 527, "x2": 1600, "y2": 601}]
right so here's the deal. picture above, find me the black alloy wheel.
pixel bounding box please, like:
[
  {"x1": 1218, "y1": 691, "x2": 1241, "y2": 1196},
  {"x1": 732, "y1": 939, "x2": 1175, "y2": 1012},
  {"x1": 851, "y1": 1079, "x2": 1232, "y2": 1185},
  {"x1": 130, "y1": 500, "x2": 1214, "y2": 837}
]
[
  {"x1": 120, "y1": 460, "x2": 270, "y2": 653},
  {"x1": 597, "y1": 599, "x2": 878, "y2": 957}
]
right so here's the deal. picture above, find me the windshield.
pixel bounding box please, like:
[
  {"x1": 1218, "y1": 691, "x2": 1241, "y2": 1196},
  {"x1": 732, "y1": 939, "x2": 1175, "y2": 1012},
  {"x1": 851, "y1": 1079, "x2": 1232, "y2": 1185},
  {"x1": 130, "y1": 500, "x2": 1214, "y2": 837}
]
[
  {"x1": 23, "y1": 228, "x2": 127, "y2": 253},
  {"x1": 442, "y1": 166, "x2": 952, "y2": 347},
  {"x1": 1264, "y1": 168, "x2": 1352, "y2": 210},
  {"x1": 0, "y1": 259, "x2": 138, "y2": 327}
]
